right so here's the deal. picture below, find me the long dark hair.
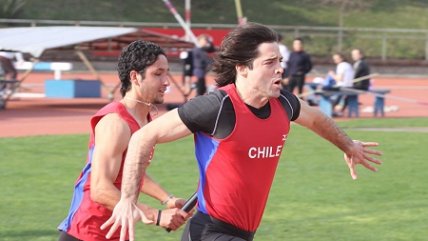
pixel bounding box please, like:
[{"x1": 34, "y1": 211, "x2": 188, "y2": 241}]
[{"x1": 212, "y1": 22, "x2": 278, "y2": 87}]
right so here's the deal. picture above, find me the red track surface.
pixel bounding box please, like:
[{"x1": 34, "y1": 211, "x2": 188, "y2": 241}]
[{"x1": 0, "y1": 72, "x2": 427, "y2": 138}]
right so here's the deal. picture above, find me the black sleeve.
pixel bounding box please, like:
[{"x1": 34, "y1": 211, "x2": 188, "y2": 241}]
[
  {"x1": 279, "y1": 89, "x2": 301, "y2": 121},
  {"x1": 177, "y1": 90, "x2": 227, "y2": 134}
]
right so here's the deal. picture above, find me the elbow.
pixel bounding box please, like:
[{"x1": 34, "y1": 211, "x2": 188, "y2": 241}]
[
  {"x1": 130, "y1": 125, "x2": 158, "y2": 148},
  {"x1": 131, "y1": 126, "x2": 151, "y2": 143},
  {"x1": 90, "y1": 182, "x2": 108, "y2": 205},
  {"x1": 90, "y1": 185, "x2": 103, "y2": 204}
]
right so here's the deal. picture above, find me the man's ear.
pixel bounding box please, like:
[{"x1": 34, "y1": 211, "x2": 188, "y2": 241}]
[
  {"x1": 236, "y1": 64, "x2": 248, "y2": 78},
  {"x1": 129, "y1": 70, "x2": 141, "y2": 86}
]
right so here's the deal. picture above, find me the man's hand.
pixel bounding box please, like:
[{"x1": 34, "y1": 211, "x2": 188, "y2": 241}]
[
  {"x1": 165, "y1": 197, "x2": 186, "y2": 209},
  {"x1": 344, "y1": 140, "x2": 383, "y2": 180},
  {"x1": 100, "y1": 199, "x2": 153, "y2": 241},
  {"x1": 158, "y1": 208, "x2": 191, "y2": 231}
]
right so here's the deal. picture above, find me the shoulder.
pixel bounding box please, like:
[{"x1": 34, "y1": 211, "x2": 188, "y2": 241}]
[
  {"x1": 93, "y1": 113, "x2": 131, "y2": 146},
  {"x1": 278, "y1": 89, "x2": 301, "y2": 121},
  {"x1": 91, "y1": 102, "x2": 127, "y2": 127},
  {"x1": 178, "y1": 89, "x2": 230, "y2": 133},
  {"x1": 303, "y1": 51, "x2": 311, "y2": 57},
  {"x1": 183, "y1": 89, "x2": 228, "y2": 108},
  {"x1": 345, "y1": 62, "x2": 354, "y2": 71},
  {"x1": 337, "y1": 63, "x2": 345, "y2": 71},
  {"x1": 361, "y1": 59, "x2": 370, "y2": 67},
  {"x1": 338, "y1": 62, "x2": 351, "y2": 69},
  {"x1": 95, "y1": 113, "x2": 129, "y2": 133}
]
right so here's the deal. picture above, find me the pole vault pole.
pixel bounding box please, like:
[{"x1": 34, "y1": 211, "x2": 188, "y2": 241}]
[
  {"x1": 185, "y1": 0, "x2": 191, "y2": 42},
  {"x1": 234, "y1": 0, "x2": 245, "y2": 25},
  {"x1": 162, "y1": 0, "x2": 199, "y2": 46}
]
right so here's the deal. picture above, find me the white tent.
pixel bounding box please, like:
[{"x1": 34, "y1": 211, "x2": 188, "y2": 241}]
[{"x1": 0, "y1": 26, "x2": 137, "y2": 57}]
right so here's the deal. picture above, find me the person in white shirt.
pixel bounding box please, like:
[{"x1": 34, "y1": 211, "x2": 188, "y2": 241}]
[
  {"x1": 277, "y1": 34, "x2": 290, "y2": 89},
  {"x1": 329, "y1": 53, "x2": 354, "y2": 87},
  {"x1": 328, "y1": 53, "x2": 355, "y2": 116}
]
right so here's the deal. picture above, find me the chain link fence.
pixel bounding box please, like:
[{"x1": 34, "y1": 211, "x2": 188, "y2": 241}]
[{"x1": 2, "y1": 18, "x2": 428, "y2": 61}]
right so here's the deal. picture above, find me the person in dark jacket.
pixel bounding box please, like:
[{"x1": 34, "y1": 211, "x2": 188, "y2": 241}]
[
  {"x1": 285, "y1": 38, "x2": 312, "y2": 95},
  {"x1": 351, "y1": 48, "x2": 371, "y2": 90},
  {"x1": 192, "y1": 35, "x2": 213, "y2": 96}
]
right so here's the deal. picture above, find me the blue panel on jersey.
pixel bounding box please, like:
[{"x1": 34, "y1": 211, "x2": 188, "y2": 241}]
[
  {"x1": 58, "y1": 146, "x2": 95, "y2": 231},
  {"x1": 194, "y1": 132, "x2": 219, "y2": 214}
]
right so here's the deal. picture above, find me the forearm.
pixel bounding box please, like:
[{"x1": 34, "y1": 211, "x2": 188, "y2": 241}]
[
  {"x1": 310, "y1": 113, "x2": 353, "y2": 154},
  {"x1": 141, "y1": 174, "x2": 171, "y2": 203},
  {"x1": 296, "y1": 102, "x2": 354, "y2": 155},
  {"x1": 121, "y1": 109, "x2": 191, "y2": 202},
  {"x1": 121, "y1": 129, "x2": 156, "y2": 202}
]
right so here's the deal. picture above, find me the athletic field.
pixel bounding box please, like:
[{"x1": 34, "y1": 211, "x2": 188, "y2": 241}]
[{"x1": 1, "y1": 118, "x2": 427, "y2": 241}]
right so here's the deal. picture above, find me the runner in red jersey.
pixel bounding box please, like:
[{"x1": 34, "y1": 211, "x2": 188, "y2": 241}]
[
  {"x1": 58, "y1": 40, "x2": 190, "y2": 241},
  {"x1": 103, "y1": 23, "x2": 383, "y2": 241}
]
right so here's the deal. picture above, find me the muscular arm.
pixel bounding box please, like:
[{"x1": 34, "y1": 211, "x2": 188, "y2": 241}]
[
  {"x1": 294, "y1": 99, "x2": 354, "y2": 154},
  {"x1": 294, "y1": 99, "x2": 382, "y2": 179},
  {"x1": 101, "y1": 109, "x2": 193, "y2": 240},
  {"x1": 90, "y1": 114, "x2": 184, "y2": 211},
  {"x1": 121, "y1": 108, "x2": 192, "y2": 202},
  {"x1": 90, "y1": 113, "x2": 131, "y2": 210}
]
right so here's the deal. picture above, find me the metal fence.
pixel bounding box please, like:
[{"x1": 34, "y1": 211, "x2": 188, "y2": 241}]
[{"x1": 2, "y1": 18, "x2": 428, "y2": 61}]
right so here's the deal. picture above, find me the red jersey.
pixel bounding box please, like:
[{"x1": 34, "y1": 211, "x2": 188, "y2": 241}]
[
  {"x1": 58, "y1": 102, "x2": 145, "y2": 241},
  {"x1": 195, "y1": 84, "x2": 291, "y2": 231}
]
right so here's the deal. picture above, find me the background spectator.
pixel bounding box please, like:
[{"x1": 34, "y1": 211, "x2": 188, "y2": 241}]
[
  {"x1": 286, "y1": 38, "x2": 312, "y2": 95},
  {"x1": 351, "y1": 48, "x2": 371, "y2": 90},
  {"x1": 192, "y1": 34, "x2": 213, "y2": 96},
  {"x1": 277, "y1": 33, "x2": 290, "y2": 89}
]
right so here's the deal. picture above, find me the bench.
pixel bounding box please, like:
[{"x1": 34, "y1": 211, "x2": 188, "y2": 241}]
[
  {"x1": 313, "y1": 87, "x2": 390, "y2": 118},
  {"x1": 368, "y1": 88, "x2": 391, "y2": 117},
  {"x1": 15, "y1": 61, "x2": 72, "y2": 80}
]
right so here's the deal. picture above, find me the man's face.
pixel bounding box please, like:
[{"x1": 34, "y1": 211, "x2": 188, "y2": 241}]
[
  {"x1": 246, "y1": 42, "x2": 283, "y2": 99},
  {"x1": 293, "y1": 40, "x2": 303, "y2": 51},
  {"x1": 198, "y1": 37, "x2": 209, "y2": 48},
  {"x1": 137, "y1": 54, "x2": 170, "y2": 104},
  {"x1": 351, "y1": 50, "x2": 361, "y2": 61},
  {"x1": 332, "y1": 54, "x2": 342, "y2": 64}
]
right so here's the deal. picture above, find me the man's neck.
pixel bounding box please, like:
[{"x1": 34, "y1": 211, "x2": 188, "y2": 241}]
[
  {"x1": 235, "y1": 81, "x2": 269, "y2": 109},
  {"x1": 121, "y1": 96, "x2": 151, "y2": 125}
]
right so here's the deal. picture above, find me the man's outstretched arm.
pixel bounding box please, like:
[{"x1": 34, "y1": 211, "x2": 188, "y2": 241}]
[
  {"x1": 101, "y1": 109, "x2": 193, "y2": 241},
  {"x1": 294, "y1": 99, "x2": 383, "y2": 179}
]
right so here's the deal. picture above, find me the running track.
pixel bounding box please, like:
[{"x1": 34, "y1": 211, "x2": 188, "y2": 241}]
[{"x1": 0, "y1": 72, "x2": 427, "y2": 137}]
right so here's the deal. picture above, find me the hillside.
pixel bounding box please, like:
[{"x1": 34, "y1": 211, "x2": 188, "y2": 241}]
[
  {"x1": 2, "y1": 0, "x2": 428, "y2": 29},
  {"x1": 3, "y1": 0, "x2": 428, "y2": 62}
]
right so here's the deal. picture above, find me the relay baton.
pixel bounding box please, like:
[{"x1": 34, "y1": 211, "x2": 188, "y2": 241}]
[{"x1": 166, "y1": 191, "x2": 198, "y2": 232}]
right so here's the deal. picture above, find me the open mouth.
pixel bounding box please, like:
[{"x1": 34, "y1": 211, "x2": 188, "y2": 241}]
[{"x1": 273, "y1": 79, "x2": 281, "y2": 86}]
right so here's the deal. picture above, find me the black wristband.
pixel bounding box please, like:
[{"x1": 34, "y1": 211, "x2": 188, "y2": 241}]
[{"x1": 156, "y1": 210, "x2": 161, "y2": 226}]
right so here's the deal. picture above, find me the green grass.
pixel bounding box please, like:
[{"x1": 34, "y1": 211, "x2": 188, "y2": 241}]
[
  {"x1": 0, "y1": 118, "x2": 427, "y2": 241},
  {"x1": 337, "y1": 117, "x2": 428, "y2": 128}
]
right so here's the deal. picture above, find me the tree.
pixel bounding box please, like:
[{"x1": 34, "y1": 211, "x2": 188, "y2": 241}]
[{"x1": 0, "y1": 0, "x2": 26, "y2": 18}]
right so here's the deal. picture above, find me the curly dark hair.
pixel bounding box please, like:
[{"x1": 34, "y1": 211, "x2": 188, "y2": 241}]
[
  {"x1": 212, "y1": 22, "x2": 278, "y2": 87},
  {"x1": 117, "y1": 40, "x2": 166, "y2": 97}
]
